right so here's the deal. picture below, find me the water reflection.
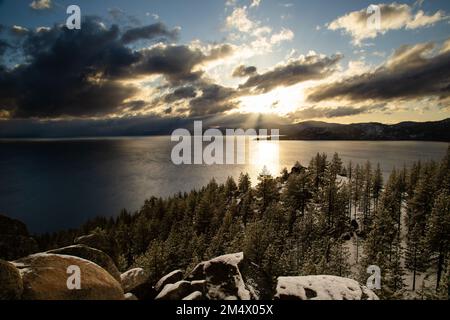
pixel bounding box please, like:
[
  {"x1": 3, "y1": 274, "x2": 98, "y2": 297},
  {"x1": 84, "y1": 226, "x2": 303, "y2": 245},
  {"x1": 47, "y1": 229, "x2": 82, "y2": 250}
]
[{"x1": 0, "y1": 137, "x2": 447, "y2": 233}]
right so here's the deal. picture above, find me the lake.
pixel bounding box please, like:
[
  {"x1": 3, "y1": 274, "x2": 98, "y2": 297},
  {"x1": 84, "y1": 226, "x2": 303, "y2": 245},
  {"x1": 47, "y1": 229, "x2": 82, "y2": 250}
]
[{"x1": 0, "y1": 137, "x2": 448, "y2": 233}]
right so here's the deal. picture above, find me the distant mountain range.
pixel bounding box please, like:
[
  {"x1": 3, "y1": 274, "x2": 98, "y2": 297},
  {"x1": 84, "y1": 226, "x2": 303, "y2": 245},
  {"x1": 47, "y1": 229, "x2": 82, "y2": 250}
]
[{"x1": 279, "y1": 118, "x2": 450, "y2": 142}]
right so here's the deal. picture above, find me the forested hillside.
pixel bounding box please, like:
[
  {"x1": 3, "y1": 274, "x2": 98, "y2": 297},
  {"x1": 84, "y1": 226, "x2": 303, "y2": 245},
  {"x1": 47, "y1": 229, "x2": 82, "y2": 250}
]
[{"x1": 36, "y1": 147, "x2": 450, "y2": 300}]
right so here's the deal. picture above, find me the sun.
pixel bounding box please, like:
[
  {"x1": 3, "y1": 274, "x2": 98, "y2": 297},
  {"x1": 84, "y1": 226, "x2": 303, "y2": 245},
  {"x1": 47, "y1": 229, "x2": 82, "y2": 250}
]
[{"x1": 237, "y1": 83, "x2": 307, "y2": 115}]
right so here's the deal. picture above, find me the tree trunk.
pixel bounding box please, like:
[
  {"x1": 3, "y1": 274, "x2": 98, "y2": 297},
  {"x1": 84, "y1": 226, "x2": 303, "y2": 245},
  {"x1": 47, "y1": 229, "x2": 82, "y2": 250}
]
[{"x1": 436, "y1": 250, "x2": 444, "y2": 291}]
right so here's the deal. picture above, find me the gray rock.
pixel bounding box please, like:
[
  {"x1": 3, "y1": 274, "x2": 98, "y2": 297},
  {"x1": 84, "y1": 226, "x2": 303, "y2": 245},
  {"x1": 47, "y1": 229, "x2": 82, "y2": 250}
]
[
  {"x1": 154, "y1": 269, "x2": 184, "y2": 293},
  {"x1": 155, "y1": 280, "x2": 193, "y2": 300},
  {"x1": 120, "y1": 268, "x2": 148, "y2": 292},
  {"x1": 274, "y1": 275, "x2": 379, "y2": 300}
]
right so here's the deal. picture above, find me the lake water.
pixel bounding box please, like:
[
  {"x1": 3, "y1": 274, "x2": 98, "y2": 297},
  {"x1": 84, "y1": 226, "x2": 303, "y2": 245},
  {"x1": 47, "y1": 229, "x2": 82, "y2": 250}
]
[{"x1": 0, "y1": 137, "x2": 448, "y2": 233}]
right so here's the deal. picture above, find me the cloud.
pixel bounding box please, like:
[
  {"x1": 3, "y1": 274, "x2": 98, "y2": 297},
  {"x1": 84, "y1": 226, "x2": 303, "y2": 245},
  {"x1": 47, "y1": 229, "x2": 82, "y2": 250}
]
[
  {"x1": 121, "y1": 23, "x2": 179, "y2": 44},
  {"x1": 10, "y1": 25, "x2": 30, "y2": 36},
  {"x1": 30, "y1": 0, "x2": 51, "y2": 10},
  {"x1": 0, "y1": 17, "x2": 237, "y2": 119},
  {"x1": 239, "y1": 53, "x2": 342, "y2": 94},
  {"x1": 232, "y1": 65, "x2": 257, "y2": 77},
  {"x1": 188, "y1": 82, "x2": 239, "y2": 116},
  {"x1": 163, "y1": 86, "x2": 197, "y2": 103},
  {"x1": 307, "y1": 39, "x2": 450, "y2": 103},
  {"x1": 250, "y1": 0, "x2": 261, "y2": 8},
  {"x1": 290, "y1": 104, "x2": 386, "y2": 120},
  {"x1": 133, "y1": 43, "x2": 233, "y2": 85},
  {"x1": 328, "y1": 3, "x2": 448, "y2": 45},
  {"x1": 226, "y1": 7, "x2": 255, "y2": 33}
]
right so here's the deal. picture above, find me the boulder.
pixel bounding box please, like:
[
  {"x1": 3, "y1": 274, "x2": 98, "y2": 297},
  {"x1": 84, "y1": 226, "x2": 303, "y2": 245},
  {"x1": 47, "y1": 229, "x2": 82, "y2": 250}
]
[
  {"x1": 0, "y1": 214, "x2": 38, "y2": 260},
  {"x1": 154, "y1": 269, "x2": 184, "y2": 293},
  {"x1": 120, "y1": 268, "x2": 148, "y2": 292},
  {"x1": 274, "y1": 275, "x2": 379, "y2": 300},
  {"x1": 13, "y1": 253, "x2": 124, "y2": 300},
  {"x1": 74, "y1": 233, "x2": 119, "y2": 264},
  {"x1": 187, "y1": 252, "x2": 252, "y2": 300},
  {"x1": 47, "y1": 245, "x2": 121, "y2": 282},
  {"x1": 124, "y1": 292, "x2": 138, "y2": 300},
  {"x1": 190, "y1": 280, "x2": 206, "y2": 294},
  {"x1": 0, "y1": 259, "x2": 23, "y2": 300},
  {"x1": 155, "y1": 280, "x2": 193, "y2": 300},
  {"x1": 182, "y1": 291, "x2": 203, "y2": 300}
]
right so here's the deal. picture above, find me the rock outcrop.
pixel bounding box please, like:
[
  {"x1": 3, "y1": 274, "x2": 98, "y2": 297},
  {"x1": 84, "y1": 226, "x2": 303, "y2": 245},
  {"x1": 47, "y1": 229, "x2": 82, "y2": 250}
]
[
  {"x1": 0, "y1": 259, "x2": 23, "y2": 300},
  {"x1": 153, "y1": 252, "x2": 271, "y2": 300},
  {"x1": 274, "y1": 275, "x2": 379, "y2": 300},
  {"x1": 12, "y1": 253, "x2": 124, "y2": 300},
  {"x1": 152, "y1": 253, "x2": 378, "y2": 301},
  {"x1": 0, "y1": 214, "x2": 38, "y2": 261},
  {"x1": 74, "y1": 233, "x2": 119, "y2": 264},
  {"x1": 120, "y1": 268, "x2": 148, "y2": 292},
  {"x1": 47, "y1": 245, "x2": 121, "y2": 282},
  {"x1": 154, "y1": 269, "x2": 184, "y2": 293}
]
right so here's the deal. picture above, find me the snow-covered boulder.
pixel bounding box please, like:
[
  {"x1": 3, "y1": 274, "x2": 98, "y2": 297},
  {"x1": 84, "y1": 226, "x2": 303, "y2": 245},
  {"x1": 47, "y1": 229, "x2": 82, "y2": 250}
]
[
  {"x1": 47, "y1": 245, "x2": 121, "y2": 282},
  {"x1": 155, "y1": 280, "x2": 193, "y2": 300},
  {"x1": 124, "y1": 292, "x2": 138, "y2": 300},
  {"x1": 120, "y1": 268, "x2": 148, "y2": 292},
  {"x1": 0, "y1": 259, "x2": 23, "y2": 300},
  {"x1": 154, "y1": 269, "x2": 184, "y2": 293},
  {"x1": 274, "y1": 275, "x2": 379, "y2": 300},
  {"x1": 187, "y1": 252, "x2": 252, "y2": 300},
  {"x1": 12, "y1": 253, "x2": 124, "y2": 300}
]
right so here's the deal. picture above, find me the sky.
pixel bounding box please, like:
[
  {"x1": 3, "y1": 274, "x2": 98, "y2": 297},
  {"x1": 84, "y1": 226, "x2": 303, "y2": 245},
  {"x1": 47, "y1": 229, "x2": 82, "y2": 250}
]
[{"x1": 0, "y1": 0, "x2": 449, "y2": 137}]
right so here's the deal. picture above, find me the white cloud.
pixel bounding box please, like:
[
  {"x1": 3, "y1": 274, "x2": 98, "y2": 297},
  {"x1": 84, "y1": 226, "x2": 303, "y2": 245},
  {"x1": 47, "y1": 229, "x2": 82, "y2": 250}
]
[
  {"x1": 328, "y1": 3, "x2": 448, "y2": 45},
  {"x1": 250, "y1": 0, "x2": 261, "y2": 8},
  {"x1": 30, "y1": 0, "x2": 52, "y2": 10},
  {"x1": 270, "y1": 28, "x2": 294, "y2": 44},
  {"x1": 225, "y1": 6, "x2": 294, "y2": 47}
]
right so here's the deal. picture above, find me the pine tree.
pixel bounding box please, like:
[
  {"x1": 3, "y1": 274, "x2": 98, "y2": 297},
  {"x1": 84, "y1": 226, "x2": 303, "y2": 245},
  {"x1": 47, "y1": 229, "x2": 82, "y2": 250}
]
[
  {"x1": 372, "y1": 163, "x2": 383, "y2": 210},
  {"x1": 255, "y1": 166, "x2": 279, "y2": 213},
  {"x1": 426, "y1": 191, "x2": 450, "y2": 291}
]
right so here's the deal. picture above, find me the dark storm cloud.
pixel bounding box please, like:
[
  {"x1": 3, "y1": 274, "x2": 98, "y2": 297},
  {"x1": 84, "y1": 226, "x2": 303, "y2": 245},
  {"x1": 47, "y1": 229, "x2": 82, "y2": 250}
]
[
  {"x1": 133, "y1": 44, "x2": 233, "y2": 85},
  {"x1": 307, "y1": 41, "x2": 450, "y2": 103},
  {"x1": 290, "y1": 104, "x2": 387, "y2": 120},
  {"x1": 232, "y1": 64, "x2": 257, "y2": 77},
  {"x1": 239, "y1": 54, "x2": 342, "y2": 94},
  {"x1": 121, "y1": 23, "x2": 178, "y2": 44},
  {"x1": 188, "y1": 82, "x2": 238, "y2": 116},
  {"x1": 0, "y1": 18, "x2": 140, "y2": 118},
  {"x1": 0, "y1": 39, "x2": 10, "y2": 56},
  {"x1": 164, "y1": 86, "x2": 197, "y2": 103},
  {"x1": 0, "y1": 16, "x2": 233, "y2": 119}
]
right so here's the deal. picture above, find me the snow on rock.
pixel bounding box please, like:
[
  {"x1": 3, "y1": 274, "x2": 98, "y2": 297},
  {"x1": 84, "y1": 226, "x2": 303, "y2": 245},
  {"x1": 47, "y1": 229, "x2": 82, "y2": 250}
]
[
  {"x1": 120, "y1": 267, "x2": 148, "y2": 292},
  {"x1": 188, "y1": 252, "x2": 252, "y2": 300},
  {"x1": 154, "y1": 269, "x2": 184, "y2": 293},
  {"x1": 275, "y1": 275, "x2": 379, "y2": 300},
  {"x1": 12, "y1": 253, "x2": 124, "y2": 300},
  {"x1": 47, "y1": 245, "x2": 121, "y2": 282},
  {"x1": 124, "y1": 292, "x2": 138, "y2": 300},
  {"x1": 155, "y1": 280, "x2": 193, "y2": 300}
]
